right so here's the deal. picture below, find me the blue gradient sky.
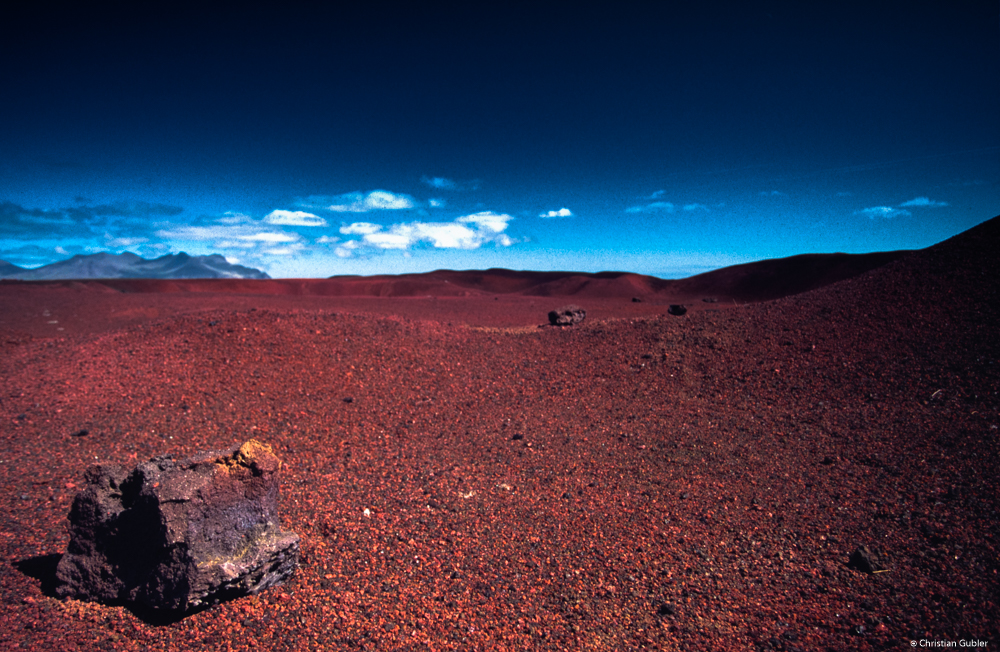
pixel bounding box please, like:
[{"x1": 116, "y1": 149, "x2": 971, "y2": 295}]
[{"x1": 2, "y1": 2, "x2": 998, "y2": 278}]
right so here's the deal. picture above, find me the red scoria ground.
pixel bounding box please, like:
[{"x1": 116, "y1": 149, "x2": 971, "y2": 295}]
[{"x1": 1, "y1": 218, "x2": 998, "y2": 651}]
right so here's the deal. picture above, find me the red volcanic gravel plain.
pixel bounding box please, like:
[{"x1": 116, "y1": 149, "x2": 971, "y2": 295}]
[{"x1": 1, "y1": 218, "x2": 998, "y2": 651}]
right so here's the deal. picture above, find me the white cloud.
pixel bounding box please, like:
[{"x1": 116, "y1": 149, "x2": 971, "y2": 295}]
[
  {"x1": 217, "y1": 213, "x2": 254, "y2": 224},
  {"x1": 626, "y1": 201, "x2": 675, "y2": 213},
  {"x1": 326, "y1": 190, "x2": 415, "y2": 213},
  {"x1": 103, "y1": 235, "x2": 149, "y2": 247},
  {"x1": 316, "y1": 235, "x2": 340, "y2": 244},
  {"x1": 857, "y1": 206, "x2": 912, "y2": 219},
  {"x1": 420, "y1": 223, "x2": 483, "y2": 248},
  {"x1": 378, "y1": 223, "x2": 474, "y2": 250},
  {"x1": 365, "y1": 227, "x2": 417, "y2": 249},
  {"x1": 335, "y1": 240, "x2": 362, "y2": 258},
  {"x1": 900, "y1": 196, "x2": 948, "y2": 207},
  {"x1": 155, "y1": 226, "x2": 232, "y2": 240},
  {"x1": 456, "y1": 211, "x2": 512, "y2": 232},
  {"x1": 262, "y1": 245, "x2": 304, "y2": 256},
  {"x1": 682, "y1": 203, "x2": 709, "y2": 212},
  {"x1": 539, "y1": 208, "x2": 573, "y2": 218},
  {"x1": 650, "y1": 190, "x2": 666, "y2": 199},
  {"x1": 429, "y1": 198, "x2": 446, "y2": 208},
  {"x1": 340, "y1": 222, "x2": 383, "y2": 235},
  {"x1": 155, "y1": 225, "x2": 302, "y2": 245},
  {"x1": 421, "y1": 176, "x2": 456, "y2": 189},
  {"x1": 334, "y1": 212, "x2": 516, "y2": 256},
  {"x1": 214, "y1": 239, "x2": 258, "y2": 249},
  {"x1": 265, "y1": 210, "x2": 328, "y2": 227},
  {"x1": 241, "y1": 232, "x2": 300, "y2": 243}
]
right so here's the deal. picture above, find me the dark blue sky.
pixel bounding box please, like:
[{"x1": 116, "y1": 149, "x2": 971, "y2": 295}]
[{"x1": 2, "y1": 1, "x2": 998, "y2": 277}]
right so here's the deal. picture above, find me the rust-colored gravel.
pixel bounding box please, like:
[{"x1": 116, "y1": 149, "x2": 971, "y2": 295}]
[{"x1": 2, "y1": 218, "x2": 998, "y2": 651}]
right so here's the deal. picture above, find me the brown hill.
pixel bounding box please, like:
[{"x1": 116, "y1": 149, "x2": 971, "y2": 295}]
[
  {"x1": 671, "y1": 249, "x2": 910, "y2": 302},
  {"x1": 0, "y1": 248, "x2": 914, "y2": 339},
  {"x1": 0, "y1": 249, "x2": 909, "y2": 301}
]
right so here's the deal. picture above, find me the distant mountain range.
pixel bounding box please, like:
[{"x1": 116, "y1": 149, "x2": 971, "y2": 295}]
[{"x1": 0, "y1": 252, "x2": 270, "y2": 280}]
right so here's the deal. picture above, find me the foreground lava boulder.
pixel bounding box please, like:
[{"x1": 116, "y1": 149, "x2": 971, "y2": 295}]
[{"x1": 55, "y1": 440, "x2": 300, "y2": 611}]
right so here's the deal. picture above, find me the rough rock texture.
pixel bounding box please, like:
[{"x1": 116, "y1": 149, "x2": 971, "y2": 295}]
[
  {"x1": 547, "y1": 304, "x2": 586, "y2": 325},
  {"x1": 54, "y1": 440, "x2": 299, "y2": 611},
  {"x1": 847, "y1": 545, "x2": 883, "y2": 574},
  {"x1": 667, "y1": 304, "x2": 687, "y2": 315}
]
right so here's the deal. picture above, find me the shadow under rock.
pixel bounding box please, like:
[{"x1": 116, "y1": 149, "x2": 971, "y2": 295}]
[
  {"x1": 15, "y1": 553, "x2": 62, "y2": 596},
  {"x1": 124, "y1": 600, "x2": 214, "y2": 626},
  {"x1": 14, "y1": 553, "x2": 214, "y2": 626}
]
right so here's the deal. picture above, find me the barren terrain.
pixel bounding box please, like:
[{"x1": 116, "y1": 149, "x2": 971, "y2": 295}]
[{"x1": 1, "y1": 219, "x2": 997, "y2": 651}]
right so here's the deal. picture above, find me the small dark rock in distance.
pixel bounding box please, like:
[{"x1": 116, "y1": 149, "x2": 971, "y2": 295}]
[
  {"x1": 55, "y1": 440, "x2": 300, "y2": 612},
  {"x1": 548, "y1": 305, "x2": 586, "y2": 326},
  {"x1": 632, "y1": 297, "x2": 642, "y2": 303},
  {"x1": 657, "y1": 602, "x2": 676, "y2": 616},
  {"x1": 847, "y1": 545, "x2": 880, "y2": 574},
  {"x1": 667, "y1": 304, "x2": 687, "y2": 316}
]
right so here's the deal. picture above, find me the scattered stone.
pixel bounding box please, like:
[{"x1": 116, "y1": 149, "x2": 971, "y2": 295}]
[
  {"x1": 847, "y1": 545, "x2": 882, "y2": 574},
  {"x1": 548, "y1": 305, "x2": 586, "y2": 326},
  {"x1": 70, "y1": 429, "x2": 89, "y2": 437},
  {"x1": 55, "y1": 440, "x2": 300, "y2": 612},
  {"x1": 657, "y1": 602, "x2": 676, "y2": 616},
  {"x1": 667, "y1": 304, "x2": 687, "y2": 316},
  {"x1": 702, "y1": 297, "x2": 718, "y2": 303},
  {"x1": 631, "y1": 297, "x2": 642, "y2": 303}
]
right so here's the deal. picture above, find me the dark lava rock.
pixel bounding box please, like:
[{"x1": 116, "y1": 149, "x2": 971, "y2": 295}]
[
  {"x1": 55, "y1": 440, "x2": 300, "y2": 611},
  {"x1": 548, "y1": 305, "x2": 586, "y2": 326},
  {"x1": 631, "y1": 297, "x2": 642, "y2": 303},
  {"x1": 667, "y1": 304, "x2": 687, "y2": 316},
  {"x1": 847, "y1": 545, "x2": 881, "y2": 574}
]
